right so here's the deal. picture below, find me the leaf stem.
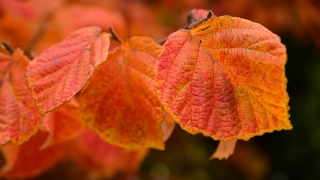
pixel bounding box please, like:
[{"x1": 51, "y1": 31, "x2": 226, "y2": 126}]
[
  {"x1": 1, "y1": 42, "x2": 14, "y2": 54},
  {"x1": 157, "y1": 10, "x2": 213, "y2": 45},
  {"x1": 157, "y1": 38, "x2": 167, "y2": 45},
  {"x1": 185, "y1": 10, "x2": 213, "y2": 30},
  {"x1": 25, "y1": 19, "x2": 49, "y2": 60},
  {"x1": 109, "y1": 27, "x2": 123, "y2": 43}
]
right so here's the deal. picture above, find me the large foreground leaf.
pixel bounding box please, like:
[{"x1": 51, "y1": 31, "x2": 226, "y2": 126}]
[
  {"x1": 26, "y1": 26, "x2": 110, "y2": 115},
  {"x1": 0, "y1": 49, "x2": 42, "y2": 145},
  {"x1": 80, "y1": 37, "x2": 165, "y2": 149},
  {"x1": 156, "y1": 15, "x2": 292, "y2": 141}
]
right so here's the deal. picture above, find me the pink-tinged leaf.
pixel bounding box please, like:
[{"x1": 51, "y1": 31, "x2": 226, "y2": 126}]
[
  {"x1": 40, "y1": 98, "x2": 85, "y2": 148},
  {"x1": 26, "y1": 26, "x2": 110, "y2": 115},
  {"x1": 0, "y1": 49, "x2": 42, "y2": 145},
  {"x1": 155, "y1": 15, "x2": 292, "y2": 141},
  {"x1": 69, "y1": 129, "x2": 149, "y2": 178},
  {"x1": 211, "y1": 139, "x2": 237, "y2": 160},
  {"x1": 0, "y1": 131, "x2": 63, "y2": 178},
  {"x1": 80, "y1": 37, "x2": 165, "y2": 150}
]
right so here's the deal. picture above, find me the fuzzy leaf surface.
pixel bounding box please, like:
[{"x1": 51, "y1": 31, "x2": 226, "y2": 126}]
[
  {"x1": 156, "y1": 16, "x2": 292, "y2": 141},
  {"x1": 80, "y1": 37, "x2": 164, "y2": 150},
  {"x1": 26, "y1": 26, "x2": 110, "y2": 114}
]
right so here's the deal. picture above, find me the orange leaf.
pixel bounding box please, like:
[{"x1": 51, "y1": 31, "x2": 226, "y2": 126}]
[
  {"x1": 0, "y1": 49, "x2": 42, "y2": 145},
  {"x1": 211, "y1": 140, "x2": 237, "y2": 160},
  {"x1": 0, "y1": 131, "x2": 63, "y2": 178},
  {"x1": 155, "y1": 16, "x2": 292, "y2": 141},
  {"x1": 80, "y1": 37, "x2": 165, "y2": 150},
  {"x1": 53, "y1": 4, "x2": 126, "y2": 37},
  {"x1": 69, "y1": 129, "x2": 148, "y2": 178},
  {"x1": 0, "y1": 0, "x2": 63, "y2": 20},
  {"x1": 40, "y1": 98, "x2": 85, "y2": 148},
  {"x1": 26, "y1": 26, "x2": 110, "y2": 115}
]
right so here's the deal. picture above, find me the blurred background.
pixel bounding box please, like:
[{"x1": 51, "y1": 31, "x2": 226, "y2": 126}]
[{"x1": 0, "y1": 0, "x2": 320, "y2": 179}]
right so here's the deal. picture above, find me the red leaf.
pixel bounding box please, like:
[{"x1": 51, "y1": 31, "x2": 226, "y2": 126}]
[
  {"x1": 40, "y1": 98, "x2": 85, "y2": 148},
  {"x1": 26, "y1": 26, "x2": 110, "y2": 115},
  {"x1": 155, "y1": 15, "x2": 292, "y2": 141},
  {"x1": 80, "y1": 36, "x2": 165, "y2": 149},
  {"x1": 0, "y1": 49, "x2": 42, "y2": 145},
  {"x1": 0, "y1": 131, "x2": 63, "y2": 178},
  {"x1": 69, "y1": 129, "x2": 148, "y2": 178}
]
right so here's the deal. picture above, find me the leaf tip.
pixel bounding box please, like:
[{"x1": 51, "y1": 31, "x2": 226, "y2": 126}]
[{"x1": 210, "y1": 140, "x2": 237, "y2": 160}]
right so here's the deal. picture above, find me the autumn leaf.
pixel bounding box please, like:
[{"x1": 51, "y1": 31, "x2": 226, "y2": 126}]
[
  {"x1": 0, "y1": 131, "x2": 63, "y2": 178},
  {"x1": 53, "y1": 4, "x2": 126, "y2": 37},
  {"x1": 155, "y1": 15, "x2": 292, "y2": 141},
  {"x1": 0, "y1": 49, "x2": 42, "y2": 145},
  {"x1": 0, "y1": 11, "x2": 35, "y2": 51},
  {"x1": 69, "y1": 129, "x2": 148, "y2": 178},
  {"x1": 123, "y1": 1, "x2": 167, "y2": 40},
  {"x1": 26, "y1": 26, "x2": 110, "y2": 115},
  {"x1": 0, "y1": 0, "x2": 63, "y2": 20},
  {"x1": 40, "y1": 98, "x2": 85, "y2": 148},
  {"x1": 80, "y1": 36, "x2": 165, "y2": 150}
]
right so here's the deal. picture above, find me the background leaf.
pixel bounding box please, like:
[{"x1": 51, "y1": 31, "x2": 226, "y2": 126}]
[
  {"x1": 0, "y1": 49, "x2": 42, "y2": 145},
  {"x1": 26, "y1": 26, "x2": 110, "y2": 115},
  {"x1": 0, "y1": 131, "x2": 63, "y2": 178},
  {"x1": 53, "y1": 4, "x2": 126, "y2": 37},
  {"x1": 69, "y1": 129, "x2": 149, "y2": 178},
  {"x1": 40, "y1": 98, "x2": 85, "y2": 148}
]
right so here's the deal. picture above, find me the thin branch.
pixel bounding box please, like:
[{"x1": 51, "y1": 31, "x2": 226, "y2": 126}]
[
  {"x1": 185, "y1": 10, "x2": 213, "y2": 30},
  {"x1": 157, "y1": 38, "x2": 167, "y2": 45},
  {"x1": 24, "y1": 20, "x2": 49, "y2": 59},
  {"x1": 1, "y1": 42, "x2": 14, "y2": 54},
  {"x1": 109, "y1": 27, "x2": 123, "y2": 43}
]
